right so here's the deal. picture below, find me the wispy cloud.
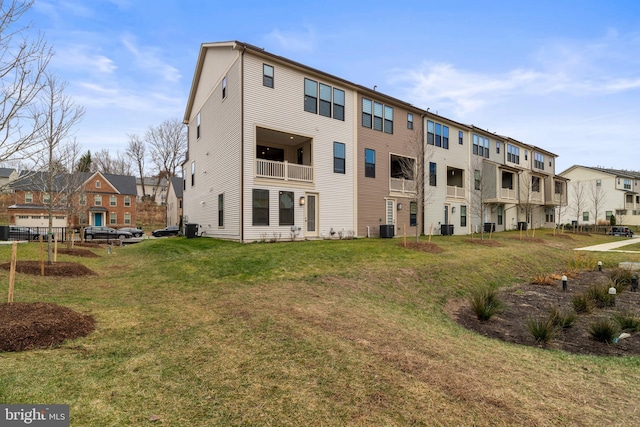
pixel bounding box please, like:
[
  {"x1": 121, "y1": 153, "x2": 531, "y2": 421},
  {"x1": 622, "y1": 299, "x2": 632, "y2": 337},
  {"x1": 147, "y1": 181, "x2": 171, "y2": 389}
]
[
  {"x1": 53, "y1": 44, "x2": 117, "y2": 74},
  {"x1": 121, "y1": 33, "x2": 181, "y2": 82},
  {"x1": 263, "y1": 27, "x2": 317, "y2": 53}
]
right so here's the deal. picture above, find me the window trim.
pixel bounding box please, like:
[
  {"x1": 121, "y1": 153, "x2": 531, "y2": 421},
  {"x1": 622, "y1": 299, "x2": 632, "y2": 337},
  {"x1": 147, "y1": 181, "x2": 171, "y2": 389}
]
[
  {"x1": 334, "y1": 142, "x2": 346, "y2": 174},
  {"x1": 304, "y1": 78, "x2": 318, "y2": 114},
  {"x1": 365, "y1": 148, "x2": 375, "y2": 178},
  {"x1": 362, "y1": 98, "x2": 372, "y2": 128},
  {"x1": 278, "y1": 191, "x2": 295, "y2": 226},
  {"x1": 429, "y1": 162, "x2": 437, "y2": 186},
  {"x1": 110, "y1": 195, "x2": 117, "y2": 207},
  {"x1": 222, "y1": 76, "x2": 227, "y2": 99},
  {"x1": 333, "y1": 88, "x2": 345, "y2": 121},
  {"x1": 252, "y1": 189, "x2": 269, "y2": 226},
  {"x1": 218, "y1": 193, "x2": 224, "y2": 227},
  {"x1": 407, "y1": 113, "x2": 413, "y2": 129},
  {"x1": 263, "y1": 64, "x2": 274, "y2": 88}
]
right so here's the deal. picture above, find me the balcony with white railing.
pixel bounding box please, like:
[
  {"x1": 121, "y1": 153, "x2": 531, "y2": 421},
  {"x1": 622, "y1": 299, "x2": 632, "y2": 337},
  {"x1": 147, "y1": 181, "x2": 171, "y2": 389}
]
[
  {"x1": 256, "y1": 159, "x2": 313, "y2": 183},
  {"x1": 390, "y1": 177, "x2": 416, "y2": 194},
  {"x1": 447, "y1": 185, "x2": 465, "y2": 199},
  {"x1": 500, "y1": 188, "x2": 517, "y2": 200},
  {"x1": 530, "y1": 191, "x2": 543, "y2": 203}
]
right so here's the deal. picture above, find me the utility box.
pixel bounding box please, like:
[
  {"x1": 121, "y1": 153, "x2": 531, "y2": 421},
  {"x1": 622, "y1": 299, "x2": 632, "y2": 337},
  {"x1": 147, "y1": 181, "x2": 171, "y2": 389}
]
[
  {"x1": 441, "y1": 224, "x2": 454, "y2": 235},
  {"x1": 379, "y1": 224, "x2": 394, "y2": 238},
  {"x1": 0, "y1": 225, "x2": 8, "y2": 241},
  {"x1": 518, "y1": 222, "x2": 528, "y2": 231},
  {"x1": 484, "y1": 223, "x2": 496, "y2": 233},
  {"x1": 185, "y1": 223, "x2": 198, "y2": 238}
]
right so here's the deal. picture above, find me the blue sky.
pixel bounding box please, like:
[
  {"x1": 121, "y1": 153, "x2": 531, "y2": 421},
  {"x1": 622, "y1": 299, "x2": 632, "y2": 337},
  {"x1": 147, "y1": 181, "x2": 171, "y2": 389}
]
[{"x1": 24, "y1": 0, "x2": 640, "y2": 174}]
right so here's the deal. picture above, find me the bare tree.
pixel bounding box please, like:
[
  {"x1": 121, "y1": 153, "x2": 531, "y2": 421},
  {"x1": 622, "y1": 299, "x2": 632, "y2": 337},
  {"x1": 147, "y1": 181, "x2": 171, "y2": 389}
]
[
  {"x1": 146, "y1": 118, "x2": 187, "y2": 179},
  {"x1": 569, "y1": 181, "x2": 587, "y2": 230},
  {"x1": 92, "y1": 148, "x2": 132, "y2": 176},
  {"x1": 467, "y1": 155, "x2": 493, "y2": 238},
  {"x1": 518, "y1": 172, "x2": 542, "y2": 234},
  {"x1": 0, "y1": 0, "x2": 53, "y2": 163},
  {"x1": 32, "y1": 73, "x2": 84, "y2": 262},
  {"x1": 55, "y1": 139, "x2": 86, "y2": 248},
  {"x1": 126, "y1": 133, "x2": 146, "y2": 197},
  {"x1": 589, "y1": 181, "x2": 606, "y2": 228}
]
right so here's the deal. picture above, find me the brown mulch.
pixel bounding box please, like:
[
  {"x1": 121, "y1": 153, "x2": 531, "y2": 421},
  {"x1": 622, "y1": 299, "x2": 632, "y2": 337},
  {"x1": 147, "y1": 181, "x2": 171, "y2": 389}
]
[
  {"x1": 465, "y1": 238, "x2": 502, "y2": 247},
  {"x1": 445, "y1": 269, "x2": 640, "y2": 356},
  {"x1": 510, "y1": 236, "x2": 546, "y2": 243},
  {"x1": 57, "y1": 248, "x2": 99, "y2": 258},
  {"x1": 401, "y1": 242, "x2": 443, "y2": 253},
  {"x1": 0, "y1": 302, "x2": 95, "y2": 352},
  {"x1": 0, "y1": 261, "x2": 96, "y2": 276}
]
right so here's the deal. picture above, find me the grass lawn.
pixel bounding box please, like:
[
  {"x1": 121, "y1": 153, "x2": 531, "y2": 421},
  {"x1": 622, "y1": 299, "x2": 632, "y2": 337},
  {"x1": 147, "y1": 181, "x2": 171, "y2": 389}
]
[{"x1": 1, "y1": 232, "x2": 639, "y2": 426}]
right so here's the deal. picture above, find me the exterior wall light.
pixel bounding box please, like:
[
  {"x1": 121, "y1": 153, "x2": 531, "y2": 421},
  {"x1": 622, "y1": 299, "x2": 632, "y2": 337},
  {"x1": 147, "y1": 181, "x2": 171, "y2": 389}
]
[
  {"x1": 299, "y1": 196, "x2": 305, "y2": 206},
  {"x1": 397, "y1": 203, "x2": 402, "y2": 210}
]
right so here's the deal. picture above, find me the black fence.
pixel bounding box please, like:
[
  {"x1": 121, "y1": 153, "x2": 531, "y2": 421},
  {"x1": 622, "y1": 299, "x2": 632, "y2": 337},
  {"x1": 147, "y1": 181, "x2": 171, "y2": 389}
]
[{"x1": 0, "y1": 226, "x2": 80, "y2": 242}]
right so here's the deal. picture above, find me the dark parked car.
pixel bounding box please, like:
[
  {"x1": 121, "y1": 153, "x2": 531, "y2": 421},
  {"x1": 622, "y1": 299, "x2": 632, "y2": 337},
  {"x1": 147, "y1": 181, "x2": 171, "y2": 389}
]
[
  {"x1": 9, "y1": 226, "x2": 41, "y2": 241},
  {"x1": 152, "y1": 226, "x2": 180, "y2": 237},
  {"x1": 118, "y1": 227, "x2": 144, "y2": 237},
  {"x1": 609, "y1": 226, "x2": 634, "y2": 237},
  {"x1": 84, "y1": 226, "x2": 132, "y2": 240}
]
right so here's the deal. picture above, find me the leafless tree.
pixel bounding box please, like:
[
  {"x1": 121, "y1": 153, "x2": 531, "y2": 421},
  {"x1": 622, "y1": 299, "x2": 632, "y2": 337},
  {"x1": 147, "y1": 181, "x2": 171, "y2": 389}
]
[
  {"x1": 31, "y1": 73, "x2": 84, "y2": 262},
  {"x1": 569, "y1": 181, "x2": 587, "y2": 230},
  {"x1": 518, "y1": 172, "x2": 542, "y2": 235},
  {"x1": 146, "y1": 118, "x2": 187, "y2": 179},
  {"x1": 126, "y1": 133, "x2": 146, "y2": 197},
  {"x1": 589, "y1": 181, "x2": 606, "y2": 228},
  {"x1": 0, "y1": 1, "x2": 53, "y2": 163},
  {"x1": 92, "y1": 148, "x2": 133, "y2": 176},
  {"x1": 467, "y1": 155, "x2": 494, "y2": 238}
]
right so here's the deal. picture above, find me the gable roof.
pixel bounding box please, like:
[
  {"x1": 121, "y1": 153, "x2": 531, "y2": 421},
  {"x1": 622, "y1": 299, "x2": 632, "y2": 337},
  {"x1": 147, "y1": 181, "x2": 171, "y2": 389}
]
[
  {"x1": 11, "y1": 171, "x2": 137, "y2": 195},
  {"x1": 169, "y1": 176, "x2": 183, "y2": 198},
  {"x1": 560, "y1": 165, "x2": 640, "y2": 179},
  {"x1": 0, "y1": 168, "x2": 16, "y2": 178}
]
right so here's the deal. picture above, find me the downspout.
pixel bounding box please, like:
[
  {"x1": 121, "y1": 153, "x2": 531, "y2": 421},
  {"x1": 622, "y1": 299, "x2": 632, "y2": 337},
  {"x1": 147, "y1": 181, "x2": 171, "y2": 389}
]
[{"x1": 240, "y1": 45, "x2": 246, "y2": 242}]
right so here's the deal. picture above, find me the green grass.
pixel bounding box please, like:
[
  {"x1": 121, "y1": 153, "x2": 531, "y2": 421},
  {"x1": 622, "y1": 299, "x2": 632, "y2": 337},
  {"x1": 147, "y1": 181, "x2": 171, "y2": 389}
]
[{"x1": 1, "y1": 232, "x2": 640, "y2": 425}]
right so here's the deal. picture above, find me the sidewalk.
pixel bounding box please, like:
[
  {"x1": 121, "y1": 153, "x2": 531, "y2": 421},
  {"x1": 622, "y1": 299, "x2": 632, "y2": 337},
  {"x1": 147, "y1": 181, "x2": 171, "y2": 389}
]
[{"x1": 575, "y1": 236, "x2": 640, "y2": 252}]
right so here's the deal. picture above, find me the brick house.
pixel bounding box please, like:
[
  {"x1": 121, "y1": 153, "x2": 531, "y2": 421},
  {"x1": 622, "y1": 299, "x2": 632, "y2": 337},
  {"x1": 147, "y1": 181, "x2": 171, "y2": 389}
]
[{"x1": 9, "y1": 171, "x2": 137, "y2": 228}]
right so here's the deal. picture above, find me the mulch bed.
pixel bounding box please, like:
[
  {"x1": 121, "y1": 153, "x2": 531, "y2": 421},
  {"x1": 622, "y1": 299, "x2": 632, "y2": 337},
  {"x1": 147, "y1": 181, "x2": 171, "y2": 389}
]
[
  {"x1": 401, "y1": 242, "x2": 443, "y2": 253},
  {"x1": 0, "y1": 261, "x2": 96, "y2": 277},
  {"x1": 465, "y1": 238, "x2": 502, "y2": 247},
  {"x1": 57, "y1": 248, "x2": 99, "y2": 258},
  {"x1": 0, "y1": 302, "x2": 95, "y2": 352},
  {"x1": 446, "y1": 269, "x2": 640, "y2": 356}
]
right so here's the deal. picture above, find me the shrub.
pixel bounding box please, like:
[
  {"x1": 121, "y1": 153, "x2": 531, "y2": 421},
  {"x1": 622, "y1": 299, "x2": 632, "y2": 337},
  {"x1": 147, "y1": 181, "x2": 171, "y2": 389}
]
[
  {"x1": 566, "y1": 252, "x2": 597, "y2": 271},
  {"x1": 613, "y1": 312, "x2": 640, "y2": 333},
  {"x1": 572, "y1": 293, "x2": 594, "y2": 314},
  {"x1": 588, "y1": 319, "x2": 619, "y2": 343},
  {"x1": 527, "y1": 316, "x2": 557, "y2": 344},
  {"x1": 610, "y1": 268, "x2": 633, "y2": 288},
  {"x1": 585, "y1": 285, "x2": 615, "y2": 308},
  {"x1": 548, "y1": 306, "x2": 576, "y2": 329},
  {"x1": 532, "y1": 274, "x2": 554, "y2": 286},
  {"x1": 469, "y1": 288, "x2": 503, "y2": 321}
]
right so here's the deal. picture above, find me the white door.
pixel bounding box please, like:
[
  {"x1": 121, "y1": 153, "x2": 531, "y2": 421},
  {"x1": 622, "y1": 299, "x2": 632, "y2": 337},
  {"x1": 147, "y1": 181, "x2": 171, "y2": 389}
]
[{"x1": 386, "y1": 199, "x2": 395, "y2": 235}]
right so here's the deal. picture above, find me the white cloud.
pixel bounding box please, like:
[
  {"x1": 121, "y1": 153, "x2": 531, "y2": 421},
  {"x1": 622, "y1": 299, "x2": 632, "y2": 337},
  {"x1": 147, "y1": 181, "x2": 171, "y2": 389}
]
[
  {"x1": 53, "y1": 44, "x2": 117, "y2": 74},
  {"x1": 121, "y1": 34, "x2": 181, "y2": 82},
  {"x1": 263, "y1": 27, "x2": 317, "y2": 53}
]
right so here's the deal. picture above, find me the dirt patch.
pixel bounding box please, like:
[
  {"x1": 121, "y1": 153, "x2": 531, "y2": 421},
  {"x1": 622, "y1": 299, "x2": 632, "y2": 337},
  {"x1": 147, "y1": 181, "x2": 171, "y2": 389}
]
[
  {"x1": 465, "y1": 238, "x2": 502, "y2": 247},
  {"x1": 57, "y1": 248, "x2": 99, "y2": 258},
  {"x1": 400, "y1": 242, "x2": 442, "y2": 253},
  {"x1": 0, "y1": 302, "x2": 95, "y2": 352},
  {"x1": 509, "y1": 236, "x2": 546, "y2": 244},
  {"x1": 446, "y1": 269, "x2": 640, "y2": 356},
  {"x1": 0, "y1": 261, "x2": 96, "y2": 277}
]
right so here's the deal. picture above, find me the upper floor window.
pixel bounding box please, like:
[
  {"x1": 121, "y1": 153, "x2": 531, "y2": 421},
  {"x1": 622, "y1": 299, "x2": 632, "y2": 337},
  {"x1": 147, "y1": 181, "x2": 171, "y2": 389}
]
[
  {"x1": 554, "y1": 181, "x2": 563, "y2": 194},
  {"x1": 94, "y1": 195, "x2": 102, "y2": 206},
  {"x1": 334, "y1": 142, "x2": 346, "y2": 174},
  {"x1": 429, "y1": 162, "x2": 437, "y2": 186},
  {"x1": 25, "y1": 192, "x2": 32, "y2": 203},
  {"x1": 222, "y1": 76, "x2": 227, "y2": 99},
  {"x1": 263, "y1": 64, "x2": 274, "y2": 88},
  {"x1": 110, "y1": 195, "x2": 117, "y2": 206},
  {"x1": 304, "y1": 78, "x2": 318, "y2": 114},
  {"x1": 333, "y1": 88, "x2": 345, "y2": 121},
  {"x1": 428, "y1": 120, "x2": 449, "y2": 149},
  {"x1": 319, "y1": 83, "x2": 331, "y2": 117},
  {"x1": 496, "y1": 142, "x2": 501, "y2": 154},
  {"x1": 534, "y1": 152, "x2": 544, "y2": 170},
  {"x1": 96, "y1": 180, "x2": 101, "y2": 188},
  {"x1": 458, "y1": 131, "x2": 463, "y2": 145},
  {"x1": 624, "y1": 179, "x2": 632, "y2": 190},
  {"x1": 304, "y1": 78, "x2": 344, "y2": 121},
  {"x1": 365, "y1": 148, "x2": 375, "y2": 178},
  {"x1": 44, "y1": 193, "x2": 50, "y2": 203},
  {"x1": 473, "y1": 134, "x2": 489, "y2": 158},
  {"x1": 383, "y1": 105, "x2": 393, "y2": 134},
  {"x1": 507, "y1": 144, "x2": 520, "y2": 164},
  {"x1": 362, "y1": 98, "x2": 372, "y2": 128},
  {"x1": 390, "y1": 155, "x2": 414, "y2": 180},
  {"x1": 79, "y1": 194, "x2": 86, "y2": 205},
  {"x1": 196, "y1": 112, "x2": 201, "y2": 139},
  {"x1": 191, "y1": 161, "x2": 195, "y2": 186},
  {"x1": 124, "y1": 196, "x2": 131, "y2": 207},
  {"x1": 373, "y1": 102, "x2": 383, "y2": 131},
  {"x1": 407, "y1": 113, "x2": 413, "y2": 129},
  {"x1": 524, "y1": 150, "x2": 529, "y2": 161}
]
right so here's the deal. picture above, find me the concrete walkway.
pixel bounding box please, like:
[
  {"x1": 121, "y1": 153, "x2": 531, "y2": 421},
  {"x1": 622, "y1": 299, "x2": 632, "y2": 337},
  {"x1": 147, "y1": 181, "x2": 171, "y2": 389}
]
[{"x1": 575, "y1": 236, "x2": 640, "y2": 252}]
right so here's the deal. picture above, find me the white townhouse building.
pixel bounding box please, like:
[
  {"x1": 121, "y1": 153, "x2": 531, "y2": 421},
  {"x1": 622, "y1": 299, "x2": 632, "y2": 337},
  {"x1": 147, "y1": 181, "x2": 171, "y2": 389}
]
[
  {"x1": 559, "y1": 166, "x2": 640, "y2": 227},
  {"x1": 182, "y1": 41, "x2": 356, "y2": 241}
]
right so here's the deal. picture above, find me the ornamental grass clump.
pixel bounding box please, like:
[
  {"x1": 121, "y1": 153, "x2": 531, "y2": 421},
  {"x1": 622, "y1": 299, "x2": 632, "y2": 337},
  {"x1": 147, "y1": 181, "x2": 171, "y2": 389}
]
[
  {"x1": 526, "y1": 316, "x2": 558, "y2": 344},
  {"x1": 572, "y1": 293, "x2": 594, "y2": 314},
  {"x1": 588, "y1": 319, "x2": 619, "y2": 344},
  {"x1": 610, "y1": 268, "x2": 634, "y2": 288},
  {"x1": 586, "y1": 285, "x2": 616, "y2": 308},
  {"x1": 548, "y1": 306, "x2": 576, "y2": 329},
  {"x1": 469, "y1": 288, "x2": 503, "y2": 321},
  {"x1": 613, "y1": 311, "x2": 640, "y2": 333}
]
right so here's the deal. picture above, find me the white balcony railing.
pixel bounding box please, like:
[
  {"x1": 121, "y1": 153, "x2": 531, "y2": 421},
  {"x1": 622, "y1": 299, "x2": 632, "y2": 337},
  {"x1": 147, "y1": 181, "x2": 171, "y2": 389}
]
[
  {"x1": 530, "y1": 191, "x2": 542, "y2": 203},
  {"x1": 500, "y1": 188, "x2": 517, "y2": 200},
  {"x1": 446, "y1": 185, "x2": 465, "y2": 199},
  {"x1": 256, "y1": 159, "x2": 313, "y2": 183},
  {"x1": 390, "y1": 177, "x2": 416, "y2": 194}
]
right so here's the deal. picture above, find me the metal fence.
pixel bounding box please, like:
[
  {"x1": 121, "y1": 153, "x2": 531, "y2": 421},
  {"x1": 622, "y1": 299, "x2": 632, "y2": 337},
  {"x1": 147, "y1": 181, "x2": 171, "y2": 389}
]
[{"x1": 1, "y1": 226, "x2": 80, "y2": 242}]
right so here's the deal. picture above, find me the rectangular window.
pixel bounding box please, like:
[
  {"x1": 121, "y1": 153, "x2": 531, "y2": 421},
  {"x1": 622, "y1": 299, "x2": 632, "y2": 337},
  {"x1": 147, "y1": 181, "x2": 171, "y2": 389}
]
[
  {"x1": 407, "y1": 113, "x2": 413, "y2": 129},
  {"x1": 458, "y1": 131, "x2": 463, "y2": 145},
  {"x1": 373, "y1": 102, "x2": 383, "y2": 131},
  {"x1": 555, "y1": 181, "x2": 563, "y2": 194},
  {"x1": 365, "y1": 148, "x2": 375, "y2": 178},
  {"x1": 498, "y1": 205, "x2": 503, "y2": 225},
  {"x1": 196, "y1": 112, "x2": 201, "y2": 139},
  {"x1": 507, "y1": 144, "x2": 520, "y2": 164},
  {"x1": 319, "y1": 83, "x2": 331, "y2": 117},
  {"x1": 79, "y1": 194, "x2": 86, "y2": 205},
  {"x1": 410, "y1": 201, "x2": 417, "y2": 226},
  {"x1": 524, "y1": 150, "x2": 528, "y2": 161},
  {"x1": 473, "y1": 134, "x2": 479, "y2": 155},
  {"x1": 124, "y1": 196, "x2": 131, "y2": 207},
  {"x1": 191, "y1": 161, "x2": 195, "y2": 186},
  {"x1": 496, "y1": 142, "x2": 501, "y2": 154},
  {"x1": 383, "y1": 105, "x2": 393, "y2": 134},
  {"x1": 96, "y1": 180, "x2": 101, "y2": 188},
  {"x1": 333, "y1": 88, "x2": 345, "y2": 121},
  {"x1": 545, "y1": 207, "x2": 554, "y2": 223},
  {"x1": 94, "y1": 195, "x2": 102, "y2": 206},
  {"x1": 435, "y1": 123, "x2": 442, "y2": 147},
  {"x1": 110, "y1": 195, "x2": 117, "y2": 206},
  {"x1": 362, "y1": 98, "x2": 372, "y2": 128},
  {"x1": 532, "y1": 176, "x2": 540, "y2": 192},
  {"x1": 25, "y1": 192, "x2": 32, "y2": 203},
  {"x1": 596, "y1": 179, "x2": 601, "y2": 186},
  {"x1": 334, "y1": 142, "x2": 346, "y2": 174},
  {"x1": 304, "y1": 78, "x2": 317, "y2": 113},
  {"x1": 624, "y1": 179, "x2": 632, "y2": 190},
  {"x1": 44, "y1": 193, "x2": 50, "y2": 203},
  {"x1": 124, "y1": 213, "x2": 131, "y2": 225},
  {"x1": 443, "y1": 126, "x2": 449, "y2": 149},
  {"x1": 252, "y1": 189, "x2": 269, "y2": 226},
  {"x1": 263, "y1": 64, "x2": 274, "y2": 88},
  {"x1": 279, "y1": 191, "x2": 294, "y2": 226},
  {"x1": 429, "y1": 162, "x2": 437, "y2": 186},
  {"x1": 427, "y1": 121, "x2": 435, "y2": 145},
  {"x1": 222, "y1": 76, "x2": 227, "y2": 99},
  {"x1": 583, "y1": 212, "x2": 589, "y2": 221},
  {"x1": 474, "y1": 170, "x2": 481, "y2": 190},
  {"x1": 534, "y1": 152, "x2": 544, "y2": 169},
  {"x1": 460, "y1": 205, "x2": 467, "y2": 227},
  {"x1": 110, "y1": 212, "x2": 117, "y2": 225},
  {"x1": 218, "y1": 194, "x2": 224, "y2": 227}
]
